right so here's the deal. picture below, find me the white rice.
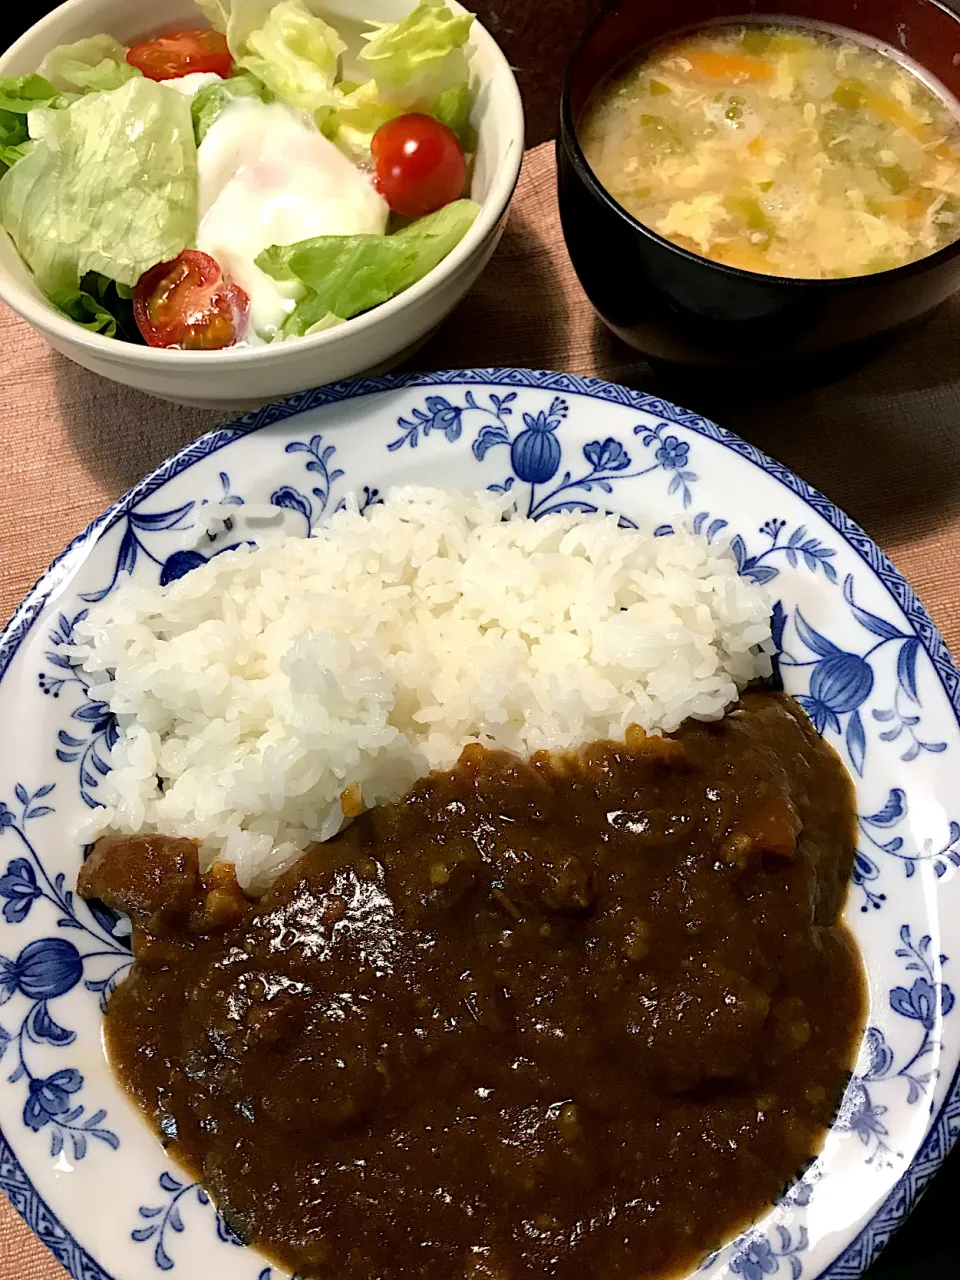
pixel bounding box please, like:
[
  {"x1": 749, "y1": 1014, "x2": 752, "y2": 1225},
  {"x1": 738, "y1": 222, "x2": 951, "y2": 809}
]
[{"x1": 72, "y1": 486, "x2": 773, "y2": 892}]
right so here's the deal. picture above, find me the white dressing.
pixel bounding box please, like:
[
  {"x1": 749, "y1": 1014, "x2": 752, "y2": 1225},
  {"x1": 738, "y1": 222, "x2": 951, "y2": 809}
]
[
  {"x1": 195, "y1": 98, "x2": 389, "y2": 340},
  {"x1": 162, "y1": 71, "x2": 224, "y2": 97}
]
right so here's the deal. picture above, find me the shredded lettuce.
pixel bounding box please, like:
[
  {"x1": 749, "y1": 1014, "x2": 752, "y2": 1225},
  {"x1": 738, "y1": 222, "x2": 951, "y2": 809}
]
[
  {"x1": 207, "y1": 0, "x2": 347, "y2": 127},
  {"x1": 359, "y1": 0, "x2": 473, "y2": 113},
  {"x1": 330, "y1": 78, "x2": 401, "y2": 164},
  {"x1": 37, "y1": 36, "x2": 140, "y2": 94},
  {"x1": 191, "y1": 71, "x2": 269, "y2": 142},
  {"x1": 0, "y1": 76, "x2": 197, "y2": 297},
  {"x1": 24, "y1": 105, "x2": 59, "y2": 142},
  {"x1": 256, "y1": 197, "x2": 479, "y2": 335}
]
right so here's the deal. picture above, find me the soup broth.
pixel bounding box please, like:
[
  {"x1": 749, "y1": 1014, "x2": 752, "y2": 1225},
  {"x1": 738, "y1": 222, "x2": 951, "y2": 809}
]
[{"x1": 579, "y1": 19, "x2": 960, "y2": 278}]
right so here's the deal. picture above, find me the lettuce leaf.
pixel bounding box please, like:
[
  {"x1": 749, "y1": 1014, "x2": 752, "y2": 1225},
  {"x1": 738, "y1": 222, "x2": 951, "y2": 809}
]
[
  {"x1": 214, "y1": 0, "x2": 347, "y2": 127},
  {"x1": 329, "y1": 77, "x2": 401, "y2": 164},
  {"x1": 359, "y1": 0, "x2": 473, "y2": 114},
  {"x1": 0, "y1": 76, "x2": 62, "y2": 173},
  {"x1": 434, "y1": 81, "x2": 472, "y2": 144},
  {"x1": 0, "y1": 113, "x2": 27, "y2": 174},
  {"x1": 256, "y1": 196, "x2": 479, "y2": 335},
  {"x1": 195, "y1": 0, "x2": 231, "y2": 30},
  {"x1": 37, "y1": 36, "x2": 140, "y2": 94},
  {"x1": 191, "y1": 71, "x2": 268, "y2": 142},
  {"x1": 195, "y1": 0, "x2": 267, "y2": 50},
  {"x1": 25, "y1": 105, "x2": 60, "y2": 142},
  {"x1": 49, "y1": 272, "x2": 141, "y2": 340},
  {"x1": 0, "y1": 74, "x2": 61, "y2": 114},
  {"x1": 0, "y1": 141, "x2": 32, "y2": 170},
  {"x1": 0, "y1": 76, "x2": 197, "y2": 297}
]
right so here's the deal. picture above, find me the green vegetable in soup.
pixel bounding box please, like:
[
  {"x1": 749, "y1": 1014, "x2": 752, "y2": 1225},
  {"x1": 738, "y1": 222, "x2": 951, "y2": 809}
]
[
  {"x1": 833, "y1": 78, "x2": 866, "y2": 110},
  {"x1": 864, "y1": 255, "x2": 899, "y2": 273},
  {"x1": 878, "y1": 160, "x2": 910, "y2": 195},
  {"x1": 725, "y1": 191, "x2": 773, "y2": 246},
  {"x1": 639, "y1": 113, "x2": 680, "y2": 152},
  {"x1": 648, "y1": 79, "x2": 670, "y2": 97},
  {"x1": 740, "y1": 29, "x2": 772, "y2": 57}
]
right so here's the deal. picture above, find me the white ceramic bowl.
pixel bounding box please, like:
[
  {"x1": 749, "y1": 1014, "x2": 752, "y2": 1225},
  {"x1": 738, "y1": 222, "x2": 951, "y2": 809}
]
[{"x1": 0, "y1": 0, "x2": 524, "y2": 407}]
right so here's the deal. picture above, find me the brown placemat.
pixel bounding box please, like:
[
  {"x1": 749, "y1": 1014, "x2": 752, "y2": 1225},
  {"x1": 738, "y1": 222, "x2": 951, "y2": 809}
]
[{"x1": 1, "y1": 139, "x2": 960, "y2": 1279}]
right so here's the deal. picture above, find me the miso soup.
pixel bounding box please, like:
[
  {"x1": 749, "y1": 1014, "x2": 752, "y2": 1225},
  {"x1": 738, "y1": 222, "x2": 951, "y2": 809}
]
[{"x1": 579, "y1": 20, "x2": 960, "y2": 278}]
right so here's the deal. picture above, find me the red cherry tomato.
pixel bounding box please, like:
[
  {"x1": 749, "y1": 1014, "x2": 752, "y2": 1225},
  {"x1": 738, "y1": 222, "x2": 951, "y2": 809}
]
[
  {"x1": 126, "y1": 29, "x2": 233, "y2": 81},
  {"x1": 371, "y1": 112, "x2": 466, "y2": 218},
  {"x1": 134, "y1": 251, "x2": 250, "y2": 351}
]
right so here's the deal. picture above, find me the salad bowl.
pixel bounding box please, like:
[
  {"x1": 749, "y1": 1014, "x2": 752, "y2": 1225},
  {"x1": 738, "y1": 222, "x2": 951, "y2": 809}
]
[
  {"x1": 0, "y1": 0, "x2": 524, "y2": 407},
  {"x1": 0, "y1": 369, "x2": 959, "y2": 1278}
]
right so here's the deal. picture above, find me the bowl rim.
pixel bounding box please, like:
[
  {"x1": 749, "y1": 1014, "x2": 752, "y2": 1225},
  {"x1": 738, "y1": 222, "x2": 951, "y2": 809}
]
[
  {"x1": 0, "y1": 0, "x2": 525, "y2": 365},
  {"x1": 558, "y1": 0, "x2": 960, "y2": 289}
]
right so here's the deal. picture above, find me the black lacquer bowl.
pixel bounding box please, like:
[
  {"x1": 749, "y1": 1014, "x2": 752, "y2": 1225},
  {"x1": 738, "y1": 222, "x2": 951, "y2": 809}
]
[{"x1": 557, "y1": 0, "x2": 960, "y2": 370}]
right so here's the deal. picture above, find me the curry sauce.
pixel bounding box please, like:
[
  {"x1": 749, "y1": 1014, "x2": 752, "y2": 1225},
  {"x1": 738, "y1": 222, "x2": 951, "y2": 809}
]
[{"x1": 79, "y1": 691, "x2": 866, "y2": 1279}]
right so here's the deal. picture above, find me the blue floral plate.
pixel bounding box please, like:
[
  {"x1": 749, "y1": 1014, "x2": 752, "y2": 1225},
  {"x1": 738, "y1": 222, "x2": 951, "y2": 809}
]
[{"x1": 1, "y1": 369, "x2": 959, "y2": 1280}]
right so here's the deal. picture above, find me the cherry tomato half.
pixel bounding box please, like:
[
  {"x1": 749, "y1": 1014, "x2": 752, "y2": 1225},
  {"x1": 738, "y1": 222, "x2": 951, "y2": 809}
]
[
  {"x1": 126, "y1": 28, "x2": 233, "y2": 81},
  {"x1": 134, "y1": 251, "x2": 250, "y2": 350},
  {"x1": 371, "y1": 113, "x2": 466, "y2": 218}
]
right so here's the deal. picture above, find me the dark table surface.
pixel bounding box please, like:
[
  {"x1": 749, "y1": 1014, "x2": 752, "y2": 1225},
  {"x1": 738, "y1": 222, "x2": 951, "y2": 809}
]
[{"x1": 1, "y1": 3, "x2": 959, "y2": 1279}]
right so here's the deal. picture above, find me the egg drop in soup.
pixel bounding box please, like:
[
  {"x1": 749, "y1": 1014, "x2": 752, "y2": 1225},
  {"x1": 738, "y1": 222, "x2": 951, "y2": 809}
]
[{"x1": 579, "y1": 20, "x2": 960, "y2": 278}]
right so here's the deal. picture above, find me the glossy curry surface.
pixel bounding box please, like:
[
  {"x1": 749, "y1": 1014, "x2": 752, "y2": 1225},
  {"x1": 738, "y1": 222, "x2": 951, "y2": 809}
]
[{"x1": 79, "y1": 691, "x2": 865, "y2": 1280}]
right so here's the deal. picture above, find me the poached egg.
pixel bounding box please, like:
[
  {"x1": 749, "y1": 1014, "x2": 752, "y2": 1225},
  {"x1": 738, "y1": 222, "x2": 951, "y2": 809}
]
[{"x1": 195, "y1": 98, "x2": 389, "y2": 341}]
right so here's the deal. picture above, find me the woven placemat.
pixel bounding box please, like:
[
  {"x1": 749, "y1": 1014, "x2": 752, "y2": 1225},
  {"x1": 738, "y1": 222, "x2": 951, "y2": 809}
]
[{"x1": 2, "y1": 139, "x2": 959, "y2": 1279}]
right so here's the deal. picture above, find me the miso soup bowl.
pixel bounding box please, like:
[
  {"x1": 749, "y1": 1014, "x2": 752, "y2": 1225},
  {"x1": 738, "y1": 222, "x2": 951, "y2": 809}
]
[{"x1": 558, "y1": 0, "x2": 960, "y2": 369}]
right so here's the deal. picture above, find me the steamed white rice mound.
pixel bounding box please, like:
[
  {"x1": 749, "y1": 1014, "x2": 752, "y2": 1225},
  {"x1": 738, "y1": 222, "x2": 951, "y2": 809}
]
[{"x1": 73, "y1": 487, "x2": 773, "y2": 892}]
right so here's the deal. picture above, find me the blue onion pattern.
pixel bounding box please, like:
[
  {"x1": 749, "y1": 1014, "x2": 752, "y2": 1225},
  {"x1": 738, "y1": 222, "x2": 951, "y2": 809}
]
[
  {"x1": 0, "y1": 786, "x2": 124, "y2": 1159},
  {"x1": 807, "y1": 651, "x2": 875, "y2": 721},
  {"x1": 655, "y1": 435, "x2": 689, "y2": 470},
  {"x1": 0, "y1": 857, "x2": 41, "y2": 924},
  {"x1": 853, "y1": 788, "x2": 960, "y2": 911},
  {"x1": 890, "y1": 975, "x2": 955, "y2": 1030},
  {"x1": 389, "y1": 389, "x2": 699, "y2": 516},
  {"x1": 730, "y1": 1226, "x2": 808, "y2": 1280},
  {"x1": 0, "y1": 938, "x2": 83, "y2": 1003},
  {"x1": 159, "y1": 550, "x2": 207, "y2": 586},
  {"x1": 840, "y1": 926, "x2": 955, "y2": 1164},
  {"x1": 782, "y1": 576, "x2": 945, "y2": 776},
  {"x1": 133, "y1": 1173, "x2": 244, "y2": 1271},
  {"x1": 24, "y1": 1068, "x2": 82, "y2": 1132},
  {"x1": 510, "y1": 405, "x2": 565, "y2": 483},
  {"x1": 732, "y1": 1237, "x2": 779, "y2": 1280}
]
